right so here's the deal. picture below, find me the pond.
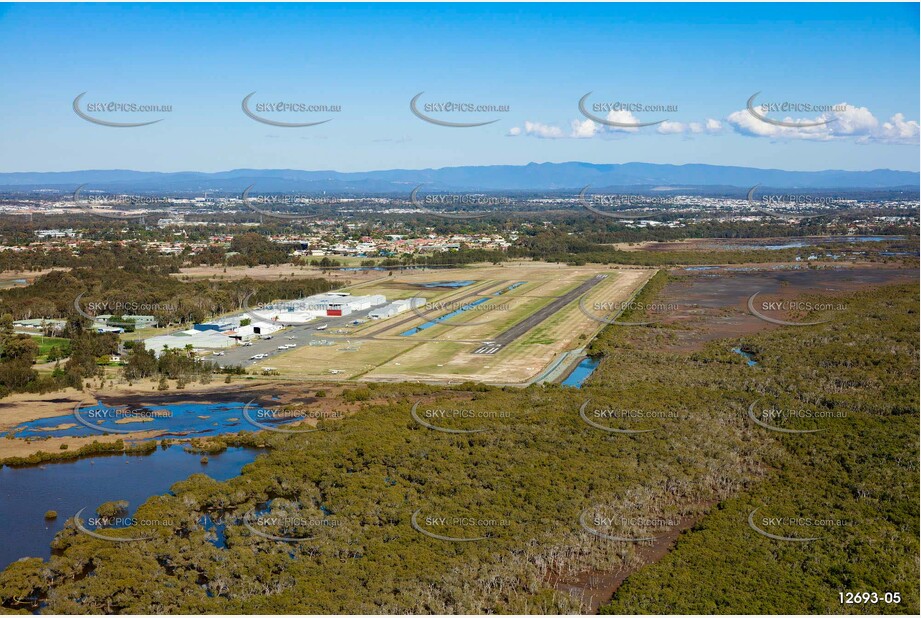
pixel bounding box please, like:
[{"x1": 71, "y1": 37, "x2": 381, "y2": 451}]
[
  {"x1": 0, "y1": 445, "x2": 261, "y2": 571},
  {"x1": 7, "y1": 400, "x2": 295, "y2": 440},
  {"x1": 418, "y1": 280, "x2": 475, "y2": 288},
  {"x1": 561, "y1": 357, "x2": 601, "y2": 388},
  {"x1": 732, "y1": 347, "x2": 758, "y2": 366}
]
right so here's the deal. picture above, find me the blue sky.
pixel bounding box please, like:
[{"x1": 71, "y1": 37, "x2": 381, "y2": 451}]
[{"x1": 0, "y1": 2, "x2": 918, "y2": 173}]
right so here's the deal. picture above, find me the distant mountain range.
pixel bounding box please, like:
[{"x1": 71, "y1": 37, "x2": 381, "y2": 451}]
[{"x1": 0, "y1": 162, "x2": 917, "y2": 194}]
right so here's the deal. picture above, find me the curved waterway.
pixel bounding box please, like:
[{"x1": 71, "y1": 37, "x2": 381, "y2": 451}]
[{"x1": 0, "y1": 445, "x2": 261, "y2": 571}]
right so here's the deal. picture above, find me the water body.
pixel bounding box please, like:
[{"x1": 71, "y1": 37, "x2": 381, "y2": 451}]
[
  {"x1": 8, "y1": 401, "x2": 295, "y2": 440},
  {"x1": 717, "y1": 236, "x2": 893, "y2": 251},
  {"x1": 561, "y1": 357, "x2": 601, "y2": 388},
  {"x1": 732, "y1": 348, "x2": 758, "y2": 366},
  {"x1": 419, "y1": 280, "x2": 475, "y2": 289},
  {"x1": 0, "y1": 445, "x2": 261, "y2": 571},
  {"x1": 493, "y1": 281, "x2": 526, "y2": 295},
  {"x1": 400, "y1": 296, "x2": 492, "y2": 336}
]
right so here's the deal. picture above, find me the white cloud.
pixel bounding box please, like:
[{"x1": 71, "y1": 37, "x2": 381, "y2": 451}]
[
  {"x1": 506, "y1": 121, "x2": 565, "y2": 139},
  {"x1": 509, "y1": 103, "x2": 916, "y2": 145},
  {"x1": 570, "y1": 118, "x2": 600, "y2": 138},
  {"x1": 726, "y1": 103, "x2": 919, "y2": 144},
  {"x1": 510, "y1": 115, "x2": 724, "y2": 138},
  {"x1": 599, "y1": 110, "x2": 642, "y2": 133},
  {"x1": 656, "y1": 121, "x2": 686, "y2": 135},
  {"x1": 659, "y1": 118, "x2": 722, "y2": 135},
  {"x1": 524, "y1": 121, "x2": 565, "y2": 139},
  {"x1": 866, "y1": 113, "x2": 920, "y2": 145}
]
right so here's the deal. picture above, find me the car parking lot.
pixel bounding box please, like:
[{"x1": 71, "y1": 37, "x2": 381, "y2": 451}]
[{"x1": 211, "y1": 307, "x2": 378, "y2": 369}]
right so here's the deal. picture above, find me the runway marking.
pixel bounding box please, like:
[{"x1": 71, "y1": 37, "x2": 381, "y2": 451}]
[{"x1": 473, "y1": 345, "x2": 501, "y2": 355}]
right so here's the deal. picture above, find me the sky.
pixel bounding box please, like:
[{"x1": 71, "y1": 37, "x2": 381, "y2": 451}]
[{"x1": 0, "y1": 2, "x2": 918, "y2": 173}]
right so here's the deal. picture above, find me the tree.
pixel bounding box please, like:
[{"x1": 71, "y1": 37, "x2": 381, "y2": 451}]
[{"x1": 123, "y1": 342, "x2": 157, "y2": 380}]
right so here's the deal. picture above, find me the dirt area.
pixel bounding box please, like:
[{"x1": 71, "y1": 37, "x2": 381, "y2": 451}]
[
  {"x1": 550, "y1": 503, "x2": 717, "y2": 613},
  {"x1": 608, "y1": 240, "x2": 693, "y2": 252},
  {"x1": 0, "y1": 267, "x2": 70, "y2": 288},
  {"x1": 644, "y1": 264, "x2": 917, "y2": 352}
]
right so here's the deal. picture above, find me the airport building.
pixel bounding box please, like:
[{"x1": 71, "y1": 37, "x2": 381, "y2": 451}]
[
  {"x1": 256, "y1": 292, "x2": 387, "y2": 322},
  {"x1": 96, "y1": 315, "x2": 158, "y2": 329},
  {"x1": 145, "y1": 329, "x2": 237, "y2": 355},
  {"x1": 13, "y1": 318, "x2": 67, "y2": 332},
  {"x1": 193, "y1": 320, "x2": 236, "y2": 333},
  {"x1": 369, "y1": 297, "x2": 425, "y2": 319}
]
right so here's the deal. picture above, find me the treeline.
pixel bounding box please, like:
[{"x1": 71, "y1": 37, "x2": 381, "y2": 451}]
[
  {"x1": 0, "y1": 317, "x2": 119, "y2": 397},
  {"x1": 121, "y1": 342, "x2": 244, "y2": 386},
  {"x1": 507, "y1": 227, "x2": 917, "y2": 266},
  {"x1": 0, "y1": 267, "x2": 333, "y2": 325},
  {"x1": 0, "y1": 238, "x2": 196, "y2": 273}
]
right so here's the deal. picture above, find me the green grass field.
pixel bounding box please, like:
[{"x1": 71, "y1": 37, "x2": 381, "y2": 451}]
[{"x1": 29, "y1": 335, "x2": 70, "y2": 362}]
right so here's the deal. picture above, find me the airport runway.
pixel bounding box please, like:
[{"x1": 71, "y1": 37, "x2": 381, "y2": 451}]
[{"x1": 473, "y1": 275, "x2": 607, "y2": 354}]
